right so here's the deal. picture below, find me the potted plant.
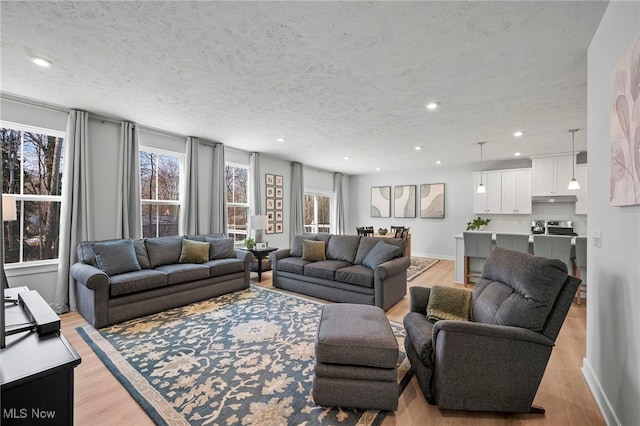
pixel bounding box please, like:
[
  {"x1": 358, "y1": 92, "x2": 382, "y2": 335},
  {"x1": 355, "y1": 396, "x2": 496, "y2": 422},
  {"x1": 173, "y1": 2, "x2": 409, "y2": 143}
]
[
  {"x1": 243, "y1": 237, "x2": 255, "y2": 250},
  {"x1": 466, "y1": 217, "x2": 491, "y2": 231}
]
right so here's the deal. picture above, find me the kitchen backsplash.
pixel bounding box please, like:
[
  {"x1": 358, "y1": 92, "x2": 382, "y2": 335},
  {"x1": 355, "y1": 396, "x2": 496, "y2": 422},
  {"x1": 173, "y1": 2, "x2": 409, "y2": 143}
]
[{"x1": 470, "y1": 203, "x2": 587, "y2": 235}]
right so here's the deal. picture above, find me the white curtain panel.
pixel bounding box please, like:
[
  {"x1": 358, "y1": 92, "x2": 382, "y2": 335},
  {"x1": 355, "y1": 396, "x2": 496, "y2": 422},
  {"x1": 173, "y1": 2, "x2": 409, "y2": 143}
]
[
  {"x1": 54, "y1": 110, "x2": 92, "y2": 314},
  {"x1": 334, "y1": 172, "x2": 345, "y2": 235},
  {"x1": 119, "y1": 121, "x2": 142, "y2": 239},
  {"x1": 181, "y1": 137, "x2": 200, "y2": 235},
  {"x1": 250, "y1": 152, "x2": 261, "y2": 215},
  {"x1": 290, "y1": 162, "x2": 305, "y2": 245},
  {"x1": 209, "y1": 143, "x2": 227, "y2": 234}
]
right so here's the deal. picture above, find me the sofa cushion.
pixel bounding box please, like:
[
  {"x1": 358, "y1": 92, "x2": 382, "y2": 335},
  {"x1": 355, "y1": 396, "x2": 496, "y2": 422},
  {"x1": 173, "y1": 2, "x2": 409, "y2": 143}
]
[
  {"x1": 179, "y1": 239, "x2": 211, "y2": 264},
  {"x1": 205, "y1": 237, "x2": 236, "y2": 260},
  {"x1": 326, "y1": 235, "x2": 361, "y2": 263},
  {"x1": 91, "y1": 239, "x2": 141, "y2": 277},
  {"x1": 304, "y1": 260, "x2": 351, "y2": 280},
  {"x1": 205, "y1": 258, "x2": 245, "y2": 276},
  {"x1": 362, "y1": 240, "x2": 402, "y2": 269},
  {"x1": 277, "y1": 257, "x2": 312, "y2": 275},
  {"x1": 109, "y1": 269, "x2": 168, "y2": 296},
  {"x1": 187, "y1": 233, "x2": 226, "y2": 242},
  {"x1": 145, "y1": 236, "x2": 184, "y2": 268},
  {"x1": 77, "y1": 241, "x2": 99, "y2": 267},
  {"x1": 133, "y1": 239, "x2": 151, "y2": 269},
  {"x1": 335, "y1": 264, "x2": 374, "y2": 288},
  {"x1": 473, "y1": 248, "x2": 568, "y2": 332},
  {"x1": 302, "y1": 240, "x2": 326, "y2": 261},
  {"x1": 154, "y1": 263, "x2": 210, "y2": 285},
  {"x1": 354, "y1": 237, "x2": 405, "y2": 264}
]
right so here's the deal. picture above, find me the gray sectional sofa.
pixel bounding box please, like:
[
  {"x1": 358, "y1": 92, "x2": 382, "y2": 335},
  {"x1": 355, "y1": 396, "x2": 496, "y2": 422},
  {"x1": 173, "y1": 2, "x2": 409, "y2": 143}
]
[
  {"x1": 71, "y1": 234, "x2": 254, "y2": 328},
  {"x1": 269, "y1": 233, "x2": 410, "y2": 310}
]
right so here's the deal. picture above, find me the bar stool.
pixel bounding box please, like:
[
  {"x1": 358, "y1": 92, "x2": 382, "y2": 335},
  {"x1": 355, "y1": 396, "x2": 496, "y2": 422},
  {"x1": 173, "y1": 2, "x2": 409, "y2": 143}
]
[
  {"x1": 573, "y1": 236, "x2": 587, "y2": 304},
  {"x1": 463, "y1": 232, "x2": 493, "y2": 286},
  {"x1": 533, "y1": 235, "x2": 572, "y2": 273},
  {"x1": 495, "y1": 233, "x2": 530, "y2": 254}
]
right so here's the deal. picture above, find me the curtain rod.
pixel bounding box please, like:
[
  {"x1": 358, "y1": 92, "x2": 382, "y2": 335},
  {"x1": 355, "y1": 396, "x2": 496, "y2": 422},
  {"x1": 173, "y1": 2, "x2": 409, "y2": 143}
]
[{"x1": 1, "y1": 92, "x2": 69, "y2": 114}]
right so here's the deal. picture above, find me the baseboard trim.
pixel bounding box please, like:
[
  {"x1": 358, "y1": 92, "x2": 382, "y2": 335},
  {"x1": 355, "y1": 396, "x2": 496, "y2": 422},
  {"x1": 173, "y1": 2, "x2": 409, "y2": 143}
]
[{"x1": 582, "y1": 357, "x2": 621, "y2": 426}]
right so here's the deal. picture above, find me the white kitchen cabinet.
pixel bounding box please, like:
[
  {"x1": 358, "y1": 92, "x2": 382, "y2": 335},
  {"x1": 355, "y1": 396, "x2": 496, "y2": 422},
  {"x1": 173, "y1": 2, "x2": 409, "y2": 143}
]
[
  {"x1": 501, "y1": 169, "x2": 532, "y2": 214},
  {"x1": 532, "y1": 154, "x2": 576, "y2": 196},
  {"x1": 473, "y1": 171, "x2": 502, "y2": 214},
  {"x1": 575, "y1": 164, "x2": 588, "y2": 215}
]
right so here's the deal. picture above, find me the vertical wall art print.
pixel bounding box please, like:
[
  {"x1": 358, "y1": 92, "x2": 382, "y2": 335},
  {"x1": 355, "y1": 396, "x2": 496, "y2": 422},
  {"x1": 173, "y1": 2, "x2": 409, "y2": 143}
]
[
  {"x1": 370, "y1": 186, "x2": 391, "y2": 218},
  {"x1": 611, "y1": 34, "x2": 640, "y2": 206},
  {"x1": 420, "y1": 183, "x2": 445, "y2": 219},
  {"x1": 394, "y1": 185, "x2": 416, "y2": 218},
  {"x1": 265, "y1": 173, "x2": 284, "y2": 233}
]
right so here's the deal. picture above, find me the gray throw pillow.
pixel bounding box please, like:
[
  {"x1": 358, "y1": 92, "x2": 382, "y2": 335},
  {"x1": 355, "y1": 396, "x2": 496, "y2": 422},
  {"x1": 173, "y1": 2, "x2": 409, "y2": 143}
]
[
  {"x1": 362, "y1": 241, "x2": 401, "y2": 269},
  {"x1": 144, "y1": 236, "x2": 184, "y2": 268},
  {"x1": 91, "y1": 239, "x2": 141, "y2": 276},
  {"x1": 205, "y1": 237, "x2": 236, "y2": 259}
]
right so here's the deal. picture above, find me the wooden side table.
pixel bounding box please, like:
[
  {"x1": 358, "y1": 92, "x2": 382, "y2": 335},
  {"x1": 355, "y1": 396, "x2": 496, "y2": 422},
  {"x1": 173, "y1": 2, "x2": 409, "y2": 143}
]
[{"x1": 244, "y1": 247, "x2": 278, "y2": 282}]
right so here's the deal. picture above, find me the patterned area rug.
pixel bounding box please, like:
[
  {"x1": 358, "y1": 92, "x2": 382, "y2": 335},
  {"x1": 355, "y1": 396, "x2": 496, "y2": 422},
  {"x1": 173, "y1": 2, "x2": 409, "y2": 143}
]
[
  {"x1": 78, "y1": 286, "x2": 412, "y2": 426},
  {"x1": 407, "y1": 257, "x2": 439, "y2": 281}
]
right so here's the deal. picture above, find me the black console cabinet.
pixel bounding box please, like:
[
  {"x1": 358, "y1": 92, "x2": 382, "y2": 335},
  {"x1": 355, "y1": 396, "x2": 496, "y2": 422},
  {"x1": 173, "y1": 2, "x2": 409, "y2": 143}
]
[{"x1": 2, "y1": 290, "x2": 81, "y2": 425}]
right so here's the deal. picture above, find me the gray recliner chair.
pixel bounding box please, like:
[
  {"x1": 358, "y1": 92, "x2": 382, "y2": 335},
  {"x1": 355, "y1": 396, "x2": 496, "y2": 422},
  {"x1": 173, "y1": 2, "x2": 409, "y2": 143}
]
[{"x1": 403, "y1": 247, "x2": 581, "y2": 413}]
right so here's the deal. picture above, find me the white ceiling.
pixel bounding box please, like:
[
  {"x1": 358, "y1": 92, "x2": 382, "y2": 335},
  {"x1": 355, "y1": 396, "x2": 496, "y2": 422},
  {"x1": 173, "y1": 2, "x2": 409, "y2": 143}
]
[{"x1": 0, "y1": 1, "x2": 608, "y2": 175}]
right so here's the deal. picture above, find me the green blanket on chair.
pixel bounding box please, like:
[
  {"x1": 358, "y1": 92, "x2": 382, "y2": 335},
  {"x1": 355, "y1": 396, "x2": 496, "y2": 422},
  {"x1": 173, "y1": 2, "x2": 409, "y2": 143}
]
[{"x1": 427, "y1": 285, "x2": 472, "y2": 321}]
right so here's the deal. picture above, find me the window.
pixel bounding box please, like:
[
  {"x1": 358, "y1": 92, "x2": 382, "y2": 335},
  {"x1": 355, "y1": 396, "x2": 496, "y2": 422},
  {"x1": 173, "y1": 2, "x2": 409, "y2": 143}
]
[
  {"x1": 304, "y1": 192, "x2": 331, "y2": 233},
  {"x1": 1, "y1": 123, "x2": 65, "y2": 264},
  {"x1": 139, "y1": 148, "x2": 182, "y2": 238},
  {"x1": 226, "y1": 163, "x2": 249, "y2": 242}
]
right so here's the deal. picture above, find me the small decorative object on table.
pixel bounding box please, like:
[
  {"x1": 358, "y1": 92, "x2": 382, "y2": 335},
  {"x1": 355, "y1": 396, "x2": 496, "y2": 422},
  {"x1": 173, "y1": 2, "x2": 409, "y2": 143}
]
[
  {"x1": 243, "y1": 237, "x2": 255, "y2": 250},
  {"x1": 466, "y1": 217, "x2": 491, "y2": 231},
  {"x1": 378, "y1": 228, "x2": 388, "y2": 235},
  {"x1": 255, "y1": 242, "x2": 267, "y2": 250}
]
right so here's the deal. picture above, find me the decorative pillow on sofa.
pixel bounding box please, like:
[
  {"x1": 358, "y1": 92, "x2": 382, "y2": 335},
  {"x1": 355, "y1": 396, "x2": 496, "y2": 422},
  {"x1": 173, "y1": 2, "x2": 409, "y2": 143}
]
[
  {"x1": 179, "y1": 239, "x2": 211, "y2": 264},
  {"x1": 362, "y1": 241, "x2": 401, "y2": 269},
  {"x1": 91, "y1": 239, "x2": 141, "y2": 276},
  {"x1": 205, "y1": 237, "x2": 236, "y2": 259},
  {"x1": 291, "y1": 234, "x2": 318, "y2": 257},
  {"x1": 144, "y1": 236, "x2": 184, "y2": 268},
  {"x1": 302, "y1": 240, "x2": 326, "y2": 261}
]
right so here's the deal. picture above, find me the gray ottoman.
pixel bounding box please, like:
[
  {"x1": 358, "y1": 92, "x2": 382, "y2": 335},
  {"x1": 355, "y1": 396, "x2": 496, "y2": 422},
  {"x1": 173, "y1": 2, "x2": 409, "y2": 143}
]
[{"x1": 313, "y1": 303, "x2": 399, "y2": 411}]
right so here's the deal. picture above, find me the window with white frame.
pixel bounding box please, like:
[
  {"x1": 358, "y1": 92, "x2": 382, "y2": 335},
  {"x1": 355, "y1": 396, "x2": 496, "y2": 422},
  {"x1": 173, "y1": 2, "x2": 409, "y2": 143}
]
[
  {"x1": 139, "y1": 148, "x2": 182, "y2": 238},
  {"x1": 1, "y1": 123, "x2": 65, "y2": 264},
  {"x1": 226, "y1": 163, "x2": 249, "y2": 242},
  {"x1": 304, "y1": 191, "x2": 332, "y2": 234}
]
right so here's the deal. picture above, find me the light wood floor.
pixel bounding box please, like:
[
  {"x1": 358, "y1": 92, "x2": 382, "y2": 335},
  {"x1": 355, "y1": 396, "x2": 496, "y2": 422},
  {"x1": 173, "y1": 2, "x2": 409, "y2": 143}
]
[{"x1": 60, "y1": 259, "x2": 604, "y2": 425}]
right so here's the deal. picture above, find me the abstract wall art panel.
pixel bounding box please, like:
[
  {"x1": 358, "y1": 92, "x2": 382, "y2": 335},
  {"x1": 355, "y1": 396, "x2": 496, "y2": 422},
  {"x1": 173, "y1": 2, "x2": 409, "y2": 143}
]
[
  {"x1": 370, "y1": 186, "x2": 391, "y2": 218},
  {"x1": 394, "y1": 185, "x2": 416, "y2": 218},
  {"x1": 420, "y1": 183, "x2": 445, "y2": 219}
]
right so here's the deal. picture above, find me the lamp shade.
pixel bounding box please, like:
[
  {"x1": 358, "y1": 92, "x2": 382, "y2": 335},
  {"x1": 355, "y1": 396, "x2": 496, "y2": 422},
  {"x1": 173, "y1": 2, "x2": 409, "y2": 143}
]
[
  {"x1": 250, "y1": 215, "x2": 269, "y2": 230},
  {"x1": 2, "y1": 194, "x2": 17, "y2": 221}
]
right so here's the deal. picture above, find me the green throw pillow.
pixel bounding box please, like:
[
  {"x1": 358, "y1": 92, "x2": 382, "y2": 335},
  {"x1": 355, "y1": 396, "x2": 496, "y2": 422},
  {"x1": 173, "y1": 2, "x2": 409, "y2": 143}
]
[
  {"x1": 302, "y1": 239, "x2": 326, "y2": 261},
  {"x1": 179, "y1": 239, "x2": 211, "y2": 264}
]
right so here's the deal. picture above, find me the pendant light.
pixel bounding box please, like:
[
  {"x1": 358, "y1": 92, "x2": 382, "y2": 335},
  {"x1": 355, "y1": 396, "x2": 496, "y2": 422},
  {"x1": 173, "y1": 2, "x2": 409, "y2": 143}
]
[
  {"x1": 477, "y1": 142, "x2": 486, "y2": 194},
  {"x1": 567, "y1": 129, "x2": 580, "y2": 190}
]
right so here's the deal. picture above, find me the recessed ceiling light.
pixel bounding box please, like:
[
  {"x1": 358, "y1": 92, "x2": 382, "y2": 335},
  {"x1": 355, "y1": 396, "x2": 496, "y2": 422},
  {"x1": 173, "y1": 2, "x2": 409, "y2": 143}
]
[
  {"x1": 513, "y1": 131, "x2": 523, "y2": 137},
  {"x1": 514, "y1": 152, "x2": 522, "y2": 156},
  {"x1": 277, "y1": 137, "x2": 285, "y2": 143},
  {"x1": 375, "y1": 167, "x2": 381, "y2": 171},
  {"x1": 426, "y1": 102, "x2": 439, "y2": 110},
  {"x1": 415, "y1": 146, "x2": 423, "y2": 151},
  {"x1": 436, "y1": 160, "x2": 442, "y2": 165},
  {"x1": 344, "y1": 156, "x2": 350, "y2": 160},
  {"x1": 31, "y1": 57, "x2": 52, "y2": 68}
]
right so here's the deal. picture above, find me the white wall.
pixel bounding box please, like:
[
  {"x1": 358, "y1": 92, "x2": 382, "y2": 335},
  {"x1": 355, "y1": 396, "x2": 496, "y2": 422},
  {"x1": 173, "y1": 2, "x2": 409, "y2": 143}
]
[{"x1": 585, "y1": 3, "x2": 640, "y2": 425}]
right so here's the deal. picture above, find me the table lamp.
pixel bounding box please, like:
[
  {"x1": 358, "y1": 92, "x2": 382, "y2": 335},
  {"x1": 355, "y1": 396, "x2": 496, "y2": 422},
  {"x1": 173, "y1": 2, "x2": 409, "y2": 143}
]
[{"x1": 250, "y1": 215, "x2": 269, "y2": 244}]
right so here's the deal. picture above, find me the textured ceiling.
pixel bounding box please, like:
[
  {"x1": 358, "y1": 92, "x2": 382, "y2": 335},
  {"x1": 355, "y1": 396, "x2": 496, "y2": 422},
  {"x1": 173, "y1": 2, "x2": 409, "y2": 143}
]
[{"x1": 0, "y1": 1, "x2": 608, "y2": 175}]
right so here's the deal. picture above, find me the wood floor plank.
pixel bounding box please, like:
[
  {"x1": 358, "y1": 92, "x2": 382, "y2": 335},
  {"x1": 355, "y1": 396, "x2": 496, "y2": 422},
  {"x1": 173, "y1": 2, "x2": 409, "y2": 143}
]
[{"x1": 60, "y1": 259, "x2": 604, "y2": 425}]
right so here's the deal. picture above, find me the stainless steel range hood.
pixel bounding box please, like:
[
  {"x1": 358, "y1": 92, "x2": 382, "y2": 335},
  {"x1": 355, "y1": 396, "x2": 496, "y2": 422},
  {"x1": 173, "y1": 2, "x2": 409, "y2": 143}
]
[{"x1": 531, "y1": 195, "x2": 577, "y2": 203}]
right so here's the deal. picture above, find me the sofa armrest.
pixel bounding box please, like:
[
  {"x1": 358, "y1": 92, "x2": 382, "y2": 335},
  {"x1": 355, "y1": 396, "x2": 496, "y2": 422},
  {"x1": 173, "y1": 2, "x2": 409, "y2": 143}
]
[
  {"x1": 409, "y1": 286, "x2": 431, "y2": 313},
  {"x1": 433, "y1": 320, "x2": 555, "y2": 348},
  {"x1": 270, "y1": 248, "x2": 291, "y2": 263},
  {"x1": 235, "y1": 249, "x2": 254, "y2": 263},
  {"x1": 374, "y1": 256, "x2": 411, "y2": 280},
  {"x1": 70, "y1": 262, "x2": 109, "y2": 291}
]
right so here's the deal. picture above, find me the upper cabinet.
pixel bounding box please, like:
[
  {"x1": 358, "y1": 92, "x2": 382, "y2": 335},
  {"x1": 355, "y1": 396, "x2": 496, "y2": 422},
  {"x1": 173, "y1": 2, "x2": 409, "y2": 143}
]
[
  {"x1": 532, "y1": 154, "x2": 576, "y2": 196},
  {"x1": 473, "y1": 169, "x2": 531, "y2": 215},
  {"x1": 575, "y1": 164, "x2": 588, "y2": 215},
  {"x1": 501, "y1": 169, "x2": 532, "y2": 214}
]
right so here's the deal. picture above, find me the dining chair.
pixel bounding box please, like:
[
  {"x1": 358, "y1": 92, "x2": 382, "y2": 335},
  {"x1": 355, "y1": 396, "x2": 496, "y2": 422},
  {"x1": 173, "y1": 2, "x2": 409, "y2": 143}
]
[
  {"x1": 495, "y1": 233, "x2": 530, "y2": 254},
  {"x1": 391, "y1": 226, "x2": 404, "y2": 237},
  {"x1": 533, "y1": 235, "x2": 572, "y2": 273},
  {"x1": 573, "y1": 236, "x2": 587, "y2": 304},
  {"x1": 462, "y1": 232, "x2": 493, "y2": 286}
]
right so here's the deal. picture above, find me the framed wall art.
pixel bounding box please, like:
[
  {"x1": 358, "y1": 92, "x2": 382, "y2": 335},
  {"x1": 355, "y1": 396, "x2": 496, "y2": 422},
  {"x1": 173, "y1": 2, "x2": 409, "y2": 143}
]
[
  {"x1": 265, "y1": 174, "x2": 275, "y2": 186},
  {"x1": 266, "y1": 186, "x2": 275, "y2": 198},
  {"x1": 394, "y1": 185, "x2": 416, "y2": 218},
  {"x1": 420, "y1": 183, "x2": 445, "y2": 219},
  {"x1": 265, "y1": 173, "x2": 284, "y2": 234},
  {"x1": 275, "y1": 175, "x2": 284, "y2": 187},
  {"x1": 266, "y1": 198, "x2": 275, "y2": 210},
  {"x1": 275, "y1": 187, "x2": 284, "y2": 198},
  {"x1": 370, "y1": 186, "x2": 391, "y2": 218},
  {"x1": 275, "y1": 223, "x2": 283, "y2": 234}
]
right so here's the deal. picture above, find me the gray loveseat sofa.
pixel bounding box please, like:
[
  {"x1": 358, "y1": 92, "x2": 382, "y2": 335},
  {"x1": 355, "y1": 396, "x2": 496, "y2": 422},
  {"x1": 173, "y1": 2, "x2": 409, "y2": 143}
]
[
  {"x1": 269, "y1": 233, "x2": 410, "y2": 310},
  {"x1": 71, "y1": 234, "x2": 254, "y2": 328}
]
